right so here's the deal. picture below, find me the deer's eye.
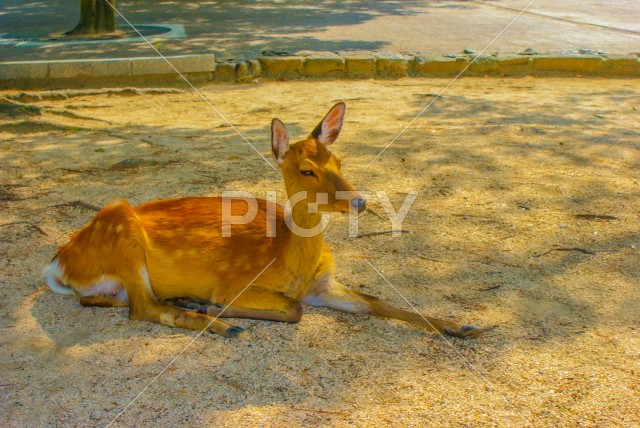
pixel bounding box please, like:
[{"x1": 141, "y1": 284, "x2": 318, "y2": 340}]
[{"x1": 300, "y1": 170, "x2": 316, "y2": 177}]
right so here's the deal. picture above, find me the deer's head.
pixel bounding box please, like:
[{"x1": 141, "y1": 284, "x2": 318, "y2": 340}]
[{"x1": 271, "y1": 103, "x2": 366, "y2": 214}]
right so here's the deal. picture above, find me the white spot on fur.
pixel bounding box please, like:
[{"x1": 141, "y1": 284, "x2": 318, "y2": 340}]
[
  {"x1": 43, "y1": 260, "x2": 74, "y2": 296},
  {"x1": 139, "y1": 266, "x2": 157, "y2": 302},
  {"x1": 43, "y1": 259, "x2": 131, "y2": 304},
  {"x1": 301, "y1": 273, "x2": 333, "y2": 306},
  {"x1": 300, "y1": 293, "x2": 325, "y2": 307},
  {"x1": 302, "y1": 278, "x2": 363, "y2": 312},
  {"x1": 78, "y1": 277, "x2": 128, "y2": 304},
  {"x1": 160, "y1": 312, "x2": 175, "y2": 326}
]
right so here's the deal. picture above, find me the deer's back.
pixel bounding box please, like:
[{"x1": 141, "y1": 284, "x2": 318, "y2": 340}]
[{"x1": 136, "y1": 197, "x2": 294, "y2": 301}]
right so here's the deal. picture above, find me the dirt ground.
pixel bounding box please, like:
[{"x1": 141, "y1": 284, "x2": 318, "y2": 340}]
[{"x1": 1, "y1": 78, "x2": 639, "y2": 427}]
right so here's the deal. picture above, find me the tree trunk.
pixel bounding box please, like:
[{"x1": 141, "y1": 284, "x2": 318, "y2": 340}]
[{"x1": 66, "y1": 0, "x2": 117, "y2": 36}]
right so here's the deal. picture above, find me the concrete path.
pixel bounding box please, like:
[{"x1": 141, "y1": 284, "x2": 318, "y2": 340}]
[{"x1": 1, "y1": 0, "x2": 639, "y2": 62}]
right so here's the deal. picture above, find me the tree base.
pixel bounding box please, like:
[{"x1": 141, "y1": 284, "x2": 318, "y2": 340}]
[
  {"x1": 66, "y1": 0, "x2": 117, "y2": 37},
  {"x1": 63, "y1": 28, "x2": 125, "y2": 39}
]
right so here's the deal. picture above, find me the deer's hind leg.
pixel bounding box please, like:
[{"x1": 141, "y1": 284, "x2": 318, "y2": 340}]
[
  {"x1": 80, "y1": 295, "x2": 128, "y2": 307},
  {"x1": 55, "y1": 201, "x2": 244, "y2": 337},
  {"x1": 115, "y1": 262, "x2": 245, "y2": 337}
]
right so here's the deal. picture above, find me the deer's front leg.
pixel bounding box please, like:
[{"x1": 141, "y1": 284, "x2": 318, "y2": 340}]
[
  {"x1": 302, "y1": 277, "x2": 488, "y2": 339},
  {"x1": 168, "y1": 287, "x2": 303, "y2": 323}
]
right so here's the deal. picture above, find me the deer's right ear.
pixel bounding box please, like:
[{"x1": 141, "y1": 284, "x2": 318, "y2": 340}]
[{"x1": 271, "y1": 118, "x2": 289, "y2": 165}]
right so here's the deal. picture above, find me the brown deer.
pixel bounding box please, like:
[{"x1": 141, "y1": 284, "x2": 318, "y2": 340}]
[{"x1": 44, "y1": 103, "x2": 485, "y2": 339}]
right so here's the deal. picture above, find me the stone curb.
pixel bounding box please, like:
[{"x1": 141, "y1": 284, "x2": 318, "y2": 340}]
[
  {"x1": 0, "y1": 54, "x2": 217, "y2": 88},
  {"x1": 1, "y1": 51, "x2": 638, "y2": 88}
]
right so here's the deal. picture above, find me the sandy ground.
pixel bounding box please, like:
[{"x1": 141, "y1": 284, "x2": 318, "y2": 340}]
[{"x1": 1, "y1": 78, "x2": 639, "y2": 427}]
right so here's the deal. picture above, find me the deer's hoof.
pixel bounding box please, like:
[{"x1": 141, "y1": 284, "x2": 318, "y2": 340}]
[
  {"x1": 224, "y1": 325, "x2": 245, "y2": 337},
  {"x1": 444, "y1": 324, "x2": 494, "y2": 339}
]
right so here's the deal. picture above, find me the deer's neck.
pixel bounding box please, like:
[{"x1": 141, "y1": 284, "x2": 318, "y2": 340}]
[{"x1": 284, "y1": 199, "x2": 326, "y2": 283}]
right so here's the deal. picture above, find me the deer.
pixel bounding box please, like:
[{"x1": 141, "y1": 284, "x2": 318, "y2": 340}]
[{"x1": 43, "y1": 103, "x2": 486, "y2": 339}]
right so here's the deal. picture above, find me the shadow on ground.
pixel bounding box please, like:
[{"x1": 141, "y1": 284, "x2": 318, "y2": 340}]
[{"x1": 1, "y1": 78, "x2": 639, "y2": 426}]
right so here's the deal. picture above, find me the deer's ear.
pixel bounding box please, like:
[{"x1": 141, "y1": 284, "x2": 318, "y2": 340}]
[
  {"x1": 310, "y1": 102, "x2": 345, "y2": 146},
  {"x1": 271, "y1": 118, "x2": 289, "y2": 165}
]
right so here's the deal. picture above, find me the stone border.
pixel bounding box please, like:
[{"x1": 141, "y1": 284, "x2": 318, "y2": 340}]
[
  {"x1": 254, "y1": 51, "x2": 640, "y2": 80},
  {"x1": 0, "y1": 55, "x2": 217, "y2": 89},
  {"x1": 1, "y1": 51, "x2": 639, "y2": 88}
]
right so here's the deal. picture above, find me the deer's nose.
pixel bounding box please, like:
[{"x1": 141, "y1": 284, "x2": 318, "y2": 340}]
[{"x1": 351, "y1": 197, "x2": 367, "y2": 213}]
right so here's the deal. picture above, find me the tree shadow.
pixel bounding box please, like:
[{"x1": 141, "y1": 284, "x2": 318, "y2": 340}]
[
  {"x1": 2, "y1": 80, "x2": 638, "y2": 424},
  {"x1": 342, "y1": 84, "x2": 639, "y2": 346},
  {"x1": 0, "y1": 0, "x2": 465, "y2": 61}
]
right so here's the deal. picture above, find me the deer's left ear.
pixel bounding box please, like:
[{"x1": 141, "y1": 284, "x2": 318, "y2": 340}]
[
  {"x1": 271, "y1": 118, "x2": 289, "y2": 165},
  {"x1": 310, "y1": 102, "x2": 345, "y2": 146}
]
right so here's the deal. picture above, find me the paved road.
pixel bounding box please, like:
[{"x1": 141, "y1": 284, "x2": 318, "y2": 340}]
[{"x1": 1, "y1": 0, "x2": 639, "y2": 62}]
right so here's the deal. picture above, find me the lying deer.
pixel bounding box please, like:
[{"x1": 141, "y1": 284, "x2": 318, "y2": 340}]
[{"x1": 44, "y1": 103, "x2": 485, "y2": 339}]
